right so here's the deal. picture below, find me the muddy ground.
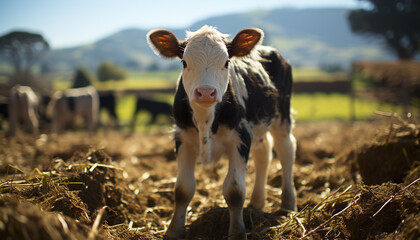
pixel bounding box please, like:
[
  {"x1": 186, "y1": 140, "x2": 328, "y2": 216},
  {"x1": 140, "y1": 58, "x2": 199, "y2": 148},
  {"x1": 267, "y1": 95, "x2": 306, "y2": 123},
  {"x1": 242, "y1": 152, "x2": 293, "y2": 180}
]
[{"x1": 0, "y1": 116, "x2": 419, "y2": 239}]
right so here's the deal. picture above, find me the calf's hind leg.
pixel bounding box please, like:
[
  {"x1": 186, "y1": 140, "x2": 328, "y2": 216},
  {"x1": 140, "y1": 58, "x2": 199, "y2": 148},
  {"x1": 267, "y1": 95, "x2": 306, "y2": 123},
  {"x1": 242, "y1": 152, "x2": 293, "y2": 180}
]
[
  {"x1": 249, "y1": 132, "x2": 273, "y2": 209},
  {"x1": 270, "y1": 119, "x2": 297, "y2": 211}
]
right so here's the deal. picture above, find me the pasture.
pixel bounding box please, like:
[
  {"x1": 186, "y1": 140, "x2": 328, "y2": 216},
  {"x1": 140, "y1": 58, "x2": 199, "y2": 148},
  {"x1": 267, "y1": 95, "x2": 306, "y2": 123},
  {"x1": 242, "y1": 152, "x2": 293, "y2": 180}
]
[
  {"x1": 54, "y1": 68, "x2": 406, "y2": 128},
  {"x1": 111, "y1": 92, "x2": 402, "y2": 129},
  {"x1": 1, "y1": 68, "x2": 418, "y2": 239}
]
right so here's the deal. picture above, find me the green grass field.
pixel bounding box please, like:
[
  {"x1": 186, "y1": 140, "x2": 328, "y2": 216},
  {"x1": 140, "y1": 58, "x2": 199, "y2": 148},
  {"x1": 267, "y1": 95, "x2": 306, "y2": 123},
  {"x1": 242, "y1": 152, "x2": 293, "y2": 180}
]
[
  {"x1": 52, "y1": 68, "x2": 345, "y2": 90},
  {"x1": 291, "y1": 93, "x2": 402, "y2": 121},
  {"x1": 292, "y1": 67, "x2": 348, "y2": 82},
  {"x1": 53, "y1": 71, "x2": 180, "y2": 91},
  {"x1": 117, "y1": 93, "x2": 403, "y2": 126},
  {"x1": 51, "y1": 68, "x2": 404, "y2": 127}
]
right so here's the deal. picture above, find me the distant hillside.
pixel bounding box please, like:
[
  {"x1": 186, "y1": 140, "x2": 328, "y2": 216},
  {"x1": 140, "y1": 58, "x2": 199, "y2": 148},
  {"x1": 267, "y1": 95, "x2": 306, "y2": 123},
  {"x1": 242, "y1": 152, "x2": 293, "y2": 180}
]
[
  {"x1": 43, "y1": 8, "x2": 393, "y2": 72},
  {"x1": 44, "y1": 28, "x2": 157, "y2": 72}
]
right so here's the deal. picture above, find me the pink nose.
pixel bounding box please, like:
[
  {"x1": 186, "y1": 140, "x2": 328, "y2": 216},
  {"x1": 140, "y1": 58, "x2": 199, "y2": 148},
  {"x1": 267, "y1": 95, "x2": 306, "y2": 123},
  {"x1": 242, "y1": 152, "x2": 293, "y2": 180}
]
[{"x1": 194, "y1": 86, "x2": 217, "y2": 104}]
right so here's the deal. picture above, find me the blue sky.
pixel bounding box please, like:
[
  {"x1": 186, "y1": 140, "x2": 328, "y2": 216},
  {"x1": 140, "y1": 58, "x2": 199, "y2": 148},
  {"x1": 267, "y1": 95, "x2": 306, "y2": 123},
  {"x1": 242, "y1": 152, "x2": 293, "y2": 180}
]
[{"x1": 0, "y1": 0, "x2": 367, "y2": 49}]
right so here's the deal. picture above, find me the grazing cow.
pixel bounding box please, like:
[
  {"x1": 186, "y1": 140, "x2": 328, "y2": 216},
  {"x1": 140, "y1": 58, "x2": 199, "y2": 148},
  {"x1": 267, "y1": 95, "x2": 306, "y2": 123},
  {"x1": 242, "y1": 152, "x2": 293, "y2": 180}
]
[
  {"x1": 99, "y1": 91, "x2": 120, "y2": 129},
  {"x1": 8, "y1": 85, "x2": 39, "y2": 136},
  {"x1": 48, "y1": 86, "x2": 99, "y2": 133},
  {"x1": 147, "y1": 25, "x2": 296, "y2": 239},
  {"x1": 130, "y1": 96, "x2": 172, "y2": 130}
]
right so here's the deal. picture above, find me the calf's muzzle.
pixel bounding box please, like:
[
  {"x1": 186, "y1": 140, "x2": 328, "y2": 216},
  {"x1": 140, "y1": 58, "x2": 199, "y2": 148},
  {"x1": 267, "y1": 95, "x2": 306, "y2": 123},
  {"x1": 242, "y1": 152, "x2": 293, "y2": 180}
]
[{"x1": 193, "y1": 85, "x2": 218, "y2": 105}]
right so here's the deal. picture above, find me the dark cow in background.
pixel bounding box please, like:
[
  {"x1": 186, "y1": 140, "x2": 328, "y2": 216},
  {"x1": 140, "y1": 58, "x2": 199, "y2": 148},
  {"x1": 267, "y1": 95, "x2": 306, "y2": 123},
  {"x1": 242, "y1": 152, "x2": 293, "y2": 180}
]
[
  {"x1": 47, "y1": 86, "x2": 99, "y2": 133},
  {"x1": 8, "y1": 85, "x2": 40, "y2": 136},
  {"x1": 130, "y1": 96, "x2": 172, "y2": 130},
  {"x1": 99, "y1": 91, "x2": 120, "y2": 129},
  {"x1": 148, "y1": 25, "x2": 296, "y2": 239},
  {"x1": 0, "y1": 96, "x2": 8, "y2": 129}
]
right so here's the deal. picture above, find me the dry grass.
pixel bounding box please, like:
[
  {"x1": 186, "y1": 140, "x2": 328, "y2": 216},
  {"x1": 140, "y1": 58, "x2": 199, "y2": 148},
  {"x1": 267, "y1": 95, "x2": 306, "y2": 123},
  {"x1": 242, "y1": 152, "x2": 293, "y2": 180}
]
[{"x1": 0, "y1": 115, "x2": 419, "y2": 239}]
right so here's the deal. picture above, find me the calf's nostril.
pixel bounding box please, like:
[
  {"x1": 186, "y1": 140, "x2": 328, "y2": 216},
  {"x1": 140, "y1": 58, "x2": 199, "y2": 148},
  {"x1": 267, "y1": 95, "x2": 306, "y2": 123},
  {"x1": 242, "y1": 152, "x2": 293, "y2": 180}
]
[{"x1": 195, "y1": 89, "x2": 202, "y2": 98}]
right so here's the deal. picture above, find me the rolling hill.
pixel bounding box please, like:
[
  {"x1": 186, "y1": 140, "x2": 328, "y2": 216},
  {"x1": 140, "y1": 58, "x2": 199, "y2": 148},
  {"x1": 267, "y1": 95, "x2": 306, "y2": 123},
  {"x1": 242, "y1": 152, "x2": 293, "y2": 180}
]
[{"x1": 42, "y1": 8, "x2": 393, "y2": 72}]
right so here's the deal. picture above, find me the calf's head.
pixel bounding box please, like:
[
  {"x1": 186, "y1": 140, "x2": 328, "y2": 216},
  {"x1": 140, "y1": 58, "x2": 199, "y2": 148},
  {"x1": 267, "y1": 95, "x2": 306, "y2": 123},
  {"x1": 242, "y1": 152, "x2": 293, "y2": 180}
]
[{"x1": 147, "y1": 26, "x2": 263, "y2": 108}]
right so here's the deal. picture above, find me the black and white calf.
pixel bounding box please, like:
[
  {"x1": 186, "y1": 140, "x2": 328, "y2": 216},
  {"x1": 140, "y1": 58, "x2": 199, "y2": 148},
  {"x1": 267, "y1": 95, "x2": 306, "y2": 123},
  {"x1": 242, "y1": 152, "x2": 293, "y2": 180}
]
[
  {"x1": 148, "y1": 25, "x2": 296, "y2": 239},
  {"x1": 48, "y1": 86, "x2": 99, "y2": 133}
]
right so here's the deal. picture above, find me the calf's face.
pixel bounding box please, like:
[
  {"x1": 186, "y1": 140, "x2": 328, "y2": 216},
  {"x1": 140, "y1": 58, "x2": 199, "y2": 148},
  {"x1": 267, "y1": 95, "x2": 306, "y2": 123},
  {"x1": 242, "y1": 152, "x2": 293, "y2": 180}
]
[
  {"x1": 147, "y1": 26, "x2": 263, "y2": 109},
  {"x1": 182, "y1": 33, "x2": 229, "y2": 107}
]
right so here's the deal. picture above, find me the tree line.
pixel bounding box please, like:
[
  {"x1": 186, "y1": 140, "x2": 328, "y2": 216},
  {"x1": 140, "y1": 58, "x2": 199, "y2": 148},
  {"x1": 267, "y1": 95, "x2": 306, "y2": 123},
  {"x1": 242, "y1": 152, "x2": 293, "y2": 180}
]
[{"x1": 71, "y1": 62, "x2": 127, "y2": 88}]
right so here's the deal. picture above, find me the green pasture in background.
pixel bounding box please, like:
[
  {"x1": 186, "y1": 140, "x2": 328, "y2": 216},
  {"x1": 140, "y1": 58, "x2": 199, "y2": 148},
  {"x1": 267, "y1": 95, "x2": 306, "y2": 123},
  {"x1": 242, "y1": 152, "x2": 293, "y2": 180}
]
[
  {"x1": 111, "y1": 92, "x2": 403, "y2": 127},
  {"x1": 53, "y1": 71, "x2": 180, "y2": 91},
  {"x1": 53, "y1": 67, "x2": 342, "y2": 90},
  {"x1": 291, "y1": 93, "x2": 402, "y2": 121},
  {"x1": 52, "y1": 68, "x2": 406, "y2": 129},
  {"x1": 292, "y1": 67, "x2": 348, "y2": 82}
]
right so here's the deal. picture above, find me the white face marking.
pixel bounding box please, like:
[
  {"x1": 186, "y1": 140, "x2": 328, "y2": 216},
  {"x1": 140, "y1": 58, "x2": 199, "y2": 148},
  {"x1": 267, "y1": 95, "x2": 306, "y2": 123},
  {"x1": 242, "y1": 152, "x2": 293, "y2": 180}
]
[{"x1": 181, "y1": 28, "x2": 230, "y2": 106}]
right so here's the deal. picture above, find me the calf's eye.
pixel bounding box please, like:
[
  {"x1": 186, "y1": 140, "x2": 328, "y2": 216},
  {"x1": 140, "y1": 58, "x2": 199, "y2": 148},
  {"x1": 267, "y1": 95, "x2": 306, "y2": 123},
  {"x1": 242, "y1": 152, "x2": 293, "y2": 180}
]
[
  {"x1": 181, "y1": 60, "x2": 187, "y2": 68},
  {"x1": 224, "y1": 60, "x2": 230, "y2": 69}
]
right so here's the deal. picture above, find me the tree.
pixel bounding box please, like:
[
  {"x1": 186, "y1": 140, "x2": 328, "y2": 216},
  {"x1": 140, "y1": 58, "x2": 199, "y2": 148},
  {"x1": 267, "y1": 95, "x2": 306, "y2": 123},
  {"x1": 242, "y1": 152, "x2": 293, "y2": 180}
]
[
  {"x1": 97, "y1": 61, "x2": 126, "y2": 82},
  {"x1": 147, "y1": 62, "x2": 161, "y2": 71},
  {"x1": 72, "y1": 67, "x2": 94, "y2": 88},
  {"x1": 348, "y1": 0, "x2": 420, "y2": 60},
  {"x1": 0, "y1": 31, "x2": 50, "y2": 82}
]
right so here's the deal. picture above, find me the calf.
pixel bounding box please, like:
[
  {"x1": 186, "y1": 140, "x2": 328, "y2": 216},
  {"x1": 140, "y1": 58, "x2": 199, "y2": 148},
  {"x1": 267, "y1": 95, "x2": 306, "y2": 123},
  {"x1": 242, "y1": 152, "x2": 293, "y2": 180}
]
[
  {"x1": 130, "y1": 96, "x2": 172, "y2": 130},
  {"x1": 8, "y1": 85, "x2": 39, "y2": 136},
  {"x1": 148, "y1": 25, "x2": 296, "y2": 239},
  {"x1": 48, "y1": 86, "x2": 99, "y2": 133}
]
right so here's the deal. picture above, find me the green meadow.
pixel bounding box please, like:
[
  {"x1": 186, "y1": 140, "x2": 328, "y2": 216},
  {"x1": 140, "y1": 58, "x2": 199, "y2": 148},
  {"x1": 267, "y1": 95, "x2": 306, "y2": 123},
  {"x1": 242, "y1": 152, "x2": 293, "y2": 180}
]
[
  {"x1": 53, "y1": 71, "x2": 180, "y2": 91},
  {"x1": 292, "y1": 66, "x2": 348, "y2": 82},
  {"x1": 111, "y1": 92, "x2": 402, "y2": 129},
  {"x1": 291, "y1": 93, "x2": 402, "y2": 121},
  {"x1": 52, "y1": 68, "x2": 404, "y2": 127}
]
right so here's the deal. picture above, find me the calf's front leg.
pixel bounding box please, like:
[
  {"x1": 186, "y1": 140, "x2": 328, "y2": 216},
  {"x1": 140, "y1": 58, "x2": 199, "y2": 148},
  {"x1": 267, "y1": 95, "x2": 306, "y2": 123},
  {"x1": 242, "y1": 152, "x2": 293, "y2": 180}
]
[
  {"x1": 223, "y1": 142, "x2": 249, "y2": 240},
  {"x1": 166, "y1": 137, "x2": 197, "y2": 238}
]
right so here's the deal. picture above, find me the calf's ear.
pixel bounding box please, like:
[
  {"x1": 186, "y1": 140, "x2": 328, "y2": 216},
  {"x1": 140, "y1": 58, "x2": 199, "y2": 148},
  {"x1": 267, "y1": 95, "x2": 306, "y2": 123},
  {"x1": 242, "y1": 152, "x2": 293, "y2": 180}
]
[
  {"x1": 147, "y1": 29, "x2": 184, "y2": 59},
  {"x1": 228, "y1": 28, "x2": 264, "y2": 58}
]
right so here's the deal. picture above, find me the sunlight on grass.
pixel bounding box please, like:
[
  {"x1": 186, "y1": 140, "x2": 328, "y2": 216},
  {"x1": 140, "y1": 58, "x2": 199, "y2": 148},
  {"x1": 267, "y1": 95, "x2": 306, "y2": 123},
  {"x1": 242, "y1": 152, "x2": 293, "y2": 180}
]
[
  {"x1": 52, "y1": 68, "x2": 347, "y2": 91},
  {"x1": 292, "y1": 93, "x2": 403, "y2": 121},
  {"x1": 53, "y1": 80, "x2": 71, "y2": 90},
  {"x1": 292, "y1": 67, "x2": 347, "y2": 82},
  {"x1": 51, "y1": 70, "x2": 404, "y2": 124},
  {"x1": 117, "y1": 95, "x2": 136, "y2": 122},
  {"x1": 111, "y1": 94, "x2": 173, "y2": 132},
  {"x1": 112, "y1": 92, "x2": 403, "y2": 128},
  {"x1": 52, "y1": 71, "x2": 180, "y2": 91},
  {"x1": 95, "y1": 79, "x2": 175, "y2": 91}
]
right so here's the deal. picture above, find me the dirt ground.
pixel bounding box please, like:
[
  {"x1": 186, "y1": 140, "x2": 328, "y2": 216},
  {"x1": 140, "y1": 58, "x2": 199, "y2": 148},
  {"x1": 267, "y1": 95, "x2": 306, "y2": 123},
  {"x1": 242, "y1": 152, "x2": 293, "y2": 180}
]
[{"x1": 0, "y1": 116, "x2": 419, "y2": 239}]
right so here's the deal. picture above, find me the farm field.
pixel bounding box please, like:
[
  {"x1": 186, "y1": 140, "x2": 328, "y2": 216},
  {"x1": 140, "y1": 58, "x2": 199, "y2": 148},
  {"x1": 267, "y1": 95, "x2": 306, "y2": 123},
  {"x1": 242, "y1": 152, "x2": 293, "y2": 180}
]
[
  {"x1": 0, "y1": 117, "x2": 419, "y2": 239},
  {"x1": 115, "y1": 92, "x2": 404, "y2": 130},
  {"x1": 1, "y1": 67, "x2": 418, "y2": 239},
  {"x1": 52, "y1": 67, "x2": 346, "y2": 91},
  {"x1": 52, "y1": 71, "x2": 180, "y2": 91},
  {"x1": 50, "y1": 68, "x2": 406, "y2": 125}
]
